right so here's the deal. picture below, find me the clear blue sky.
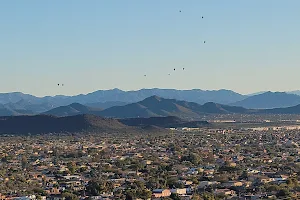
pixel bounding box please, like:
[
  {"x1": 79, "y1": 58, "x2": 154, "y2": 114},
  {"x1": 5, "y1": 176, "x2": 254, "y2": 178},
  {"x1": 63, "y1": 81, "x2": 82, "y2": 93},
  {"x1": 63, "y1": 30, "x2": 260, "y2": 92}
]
[{"x1": 0, "y1": 1, "x2": 299, "y2": 97}]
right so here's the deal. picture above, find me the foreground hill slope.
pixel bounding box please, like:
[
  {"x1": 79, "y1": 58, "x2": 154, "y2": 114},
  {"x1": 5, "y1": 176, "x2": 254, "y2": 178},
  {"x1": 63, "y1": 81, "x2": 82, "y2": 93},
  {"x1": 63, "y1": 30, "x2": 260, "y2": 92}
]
[
  {"x1": 0, "y1": 114, "x2": 136, "y2": 135},
  {"x1": 119, "y1": 116, "x2": 210, "y2": 128}
]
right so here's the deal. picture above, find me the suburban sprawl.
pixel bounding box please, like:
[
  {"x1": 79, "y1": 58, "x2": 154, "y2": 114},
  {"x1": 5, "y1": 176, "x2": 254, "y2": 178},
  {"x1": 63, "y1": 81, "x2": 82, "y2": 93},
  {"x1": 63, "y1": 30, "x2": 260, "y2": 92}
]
[{"x1": 1, "y1": 123, "x2": 300, "y2": 200}]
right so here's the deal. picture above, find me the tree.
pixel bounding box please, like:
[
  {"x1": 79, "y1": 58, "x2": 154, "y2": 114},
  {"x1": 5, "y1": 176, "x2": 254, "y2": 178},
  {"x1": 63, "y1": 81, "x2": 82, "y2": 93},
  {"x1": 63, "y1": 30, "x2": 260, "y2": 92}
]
[
  {"x1": 21, "y1": 156, "x2": 28, "y2": 169},
  {"x1": 125, "y1": 190, "x2": 134, "y2": 200},
  {"x1": 192, "y1": 194, "x2": 202, "y2": 200},
  {"x1": 36, "y1": 195, "x2": 42, "y2": 200},
  {"x1": 170, "y1": 193, "x2": 181, "y2": 200},
  {"x1": 67, "y1": 162, "x2": 76, "y2": 174},
  {"x1": 287, "y1": 177, "x2": 298, "y2": 188},
  {"x1": 32, "y1": 188, "x2": 47, "y2": 196},
  {"x1": 239, "y1": 170, "x2": 248, "y2": 180},
  {"x1": 276, "y1": 188, "x2": 291, "y2": 198},
  {"x1": 167, "y1": 177, "x2": 179, "y2": 188},
  {"x1": 266, "y1": 184, "x2": 280, "y2": 192},
  {"x1": 86, "y1": 180, "x2": 101, "y2": 196},
  {"x1": 62, "y1": 192, "x2": 79, "y2": 200},
  {"x1": 202, "y1": 192, "x2": 215, "y2": 200},
  {"x1": 139, "y1": 189, "x2": 152, "y2": 199}
]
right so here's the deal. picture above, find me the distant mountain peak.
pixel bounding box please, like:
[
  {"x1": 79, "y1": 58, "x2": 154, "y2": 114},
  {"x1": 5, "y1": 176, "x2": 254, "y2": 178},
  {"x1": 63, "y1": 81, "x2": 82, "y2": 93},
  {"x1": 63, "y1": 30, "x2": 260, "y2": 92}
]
[
  {"x1": 151, "y1": 95, "x2": 162, "y2": 100},
  {"x1": 232, "y1": 91, "x2": 300, "y2": 109},
  {"x1": 143, "y1": 95, "x2": 162, "y2": 102},
  {"x1": 203, "y1": 102, "x2": 219, "y2": 106}
]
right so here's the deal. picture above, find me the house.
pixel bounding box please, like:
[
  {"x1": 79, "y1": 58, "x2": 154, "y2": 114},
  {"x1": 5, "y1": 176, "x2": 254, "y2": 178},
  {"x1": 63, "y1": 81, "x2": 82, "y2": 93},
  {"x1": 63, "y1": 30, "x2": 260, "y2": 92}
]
[
  {"x1": 214, "y1": 189, "x2": 236, "y2": 196},
  {"x1": 142, "y1": 160, "x2": 152, "y2": 165},
  {"x1": 45, "y1": 187, "x2": 60, "y2": 195},
  {"x1": 152, "y1": 189, "x2": 171, "y2": 198},
  {"x1": 222, "y1": 181, "x2": 243, "y2": 188},
  {"x1": 0, "y1": 193, "x2": 6, "y2": 200},
  {"x1": 198, "y1": 181, "x2": 220, "y2": 188},
  {"x1": 171, "y1": 188, "x2": 187, "y2": 195}
]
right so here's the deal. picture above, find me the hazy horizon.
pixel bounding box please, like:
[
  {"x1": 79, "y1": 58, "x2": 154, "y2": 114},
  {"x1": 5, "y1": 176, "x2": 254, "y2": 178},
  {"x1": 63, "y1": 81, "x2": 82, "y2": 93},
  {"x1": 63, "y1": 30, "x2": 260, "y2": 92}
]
[
  {"x1": 1, "y1": 1, "x2": 299, "y2": 96},
  {"x1": 1, "y1": 87, "x2": 300, "y2": 98}
]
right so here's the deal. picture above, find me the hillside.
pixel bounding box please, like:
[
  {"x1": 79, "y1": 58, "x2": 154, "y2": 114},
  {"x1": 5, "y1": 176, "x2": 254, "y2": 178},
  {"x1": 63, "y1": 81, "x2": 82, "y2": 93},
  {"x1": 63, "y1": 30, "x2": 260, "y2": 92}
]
[
  {"x1": 0, "y1": 114, "x2": 137, "y2": 135},
  {"x1": 119, "y1": 116, "x2": 184, "y2": 127},
  {"x1": 99, "y1": 96, "x2": 249, "y2": 119},
  {"x1": 232, "y1": 92, "x2": 300, "y2": 109},
  {"x1": 43, "y1": 103, "x2": 103, "y2": 117},
  {"x1": 119, "y1": 116, "x2": 210, "y2": 128},
  {"x1": 0, "y1": 104, "x2": 34, "y2": 116},
  {"x1": 259, "y1": 104, "x2": 300, "y2": 114},
  {"x1": 85, "y1": 101, "x2": 128, "y2": 109},
  {"x1": 99, "y1": 96, "x2": 198, "y2": 118},
  {"x1": 198, "y1": 102, "x2": 250, "y2": 114},
  {"x1": 4, "y1": 99, "x2": 59, "y2": 114}
]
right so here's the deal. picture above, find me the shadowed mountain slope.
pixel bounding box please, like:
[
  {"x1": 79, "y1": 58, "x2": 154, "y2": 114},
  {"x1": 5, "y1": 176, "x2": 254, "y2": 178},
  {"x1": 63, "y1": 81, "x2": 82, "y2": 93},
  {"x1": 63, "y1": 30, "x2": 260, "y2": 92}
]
[{"x1": 0, "y1": 114, "x2": 135, "y2": 135}]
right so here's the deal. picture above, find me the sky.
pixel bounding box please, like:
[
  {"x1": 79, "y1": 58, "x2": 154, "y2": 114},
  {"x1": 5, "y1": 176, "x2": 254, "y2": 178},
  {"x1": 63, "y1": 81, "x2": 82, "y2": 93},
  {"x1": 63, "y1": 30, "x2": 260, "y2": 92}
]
[{"x1": 0, "y1": 1, "x2": 299, "y2": 97}]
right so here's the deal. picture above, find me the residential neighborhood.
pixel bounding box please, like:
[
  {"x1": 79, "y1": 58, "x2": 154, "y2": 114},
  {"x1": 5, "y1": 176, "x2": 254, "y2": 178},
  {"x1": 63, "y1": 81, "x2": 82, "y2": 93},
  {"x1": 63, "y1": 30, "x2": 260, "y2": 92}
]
[{"x1": 1, "y1": 126, "x2": 300, "y2": 199}]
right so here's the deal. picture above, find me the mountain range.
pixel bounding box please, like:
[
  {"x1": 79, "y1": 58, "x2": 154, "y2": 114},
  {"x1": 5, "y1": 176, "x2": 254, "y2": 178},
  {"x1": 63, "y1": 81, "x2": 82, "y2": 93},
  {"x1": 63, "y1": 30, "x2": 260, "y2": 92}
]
[
  {"x1": 40, "y1": 96, "x2": 250, "y2": 119},
  {"x1": 28, "y1": 95, "x2": 300, "y2": 119},
  {"x1": 4, "y1": 92, "x2": 300, "y2": 135},
  {"x1": 2, "y1": 89, "x2": 300, "y2": 117},
  {"x1": 0, "y1": 88, "x2": 244, "y2": 106}
]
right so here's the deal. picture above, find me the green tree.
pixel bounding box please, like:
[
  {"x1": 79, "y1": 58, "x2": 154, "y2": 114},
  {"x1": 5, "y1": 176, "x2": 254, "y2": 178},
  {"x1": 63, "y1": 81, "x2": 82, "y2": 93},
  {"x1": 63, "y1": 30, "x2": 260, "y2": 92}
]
[
  {"x1": 67, "y1": 162, "x2": 77, "y2": 174},
  {"x1": 21, "y1": 156, "x2": 28, "y2": 169},
  {"x1": 202, "y1": 192, "x2": 215, "y2": 200},
  {"x1": 139, "y1": 189, "x2": 152, "y2": 199},
  {"x1": 62, "y1": 192, "x2": 79, "y2": 200},
  {"x1": 192, "y1": 194, "x2": 202, "y2": 200},
  {"x1": 170, "y1": 193, "x2": 181, "y2": 200},
  {"x1": 86, "y1": 180, "x2": 101, "y2": 196},
  {"x1": 276, "y1": 188, "x2": 291, "y2": 198}
]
